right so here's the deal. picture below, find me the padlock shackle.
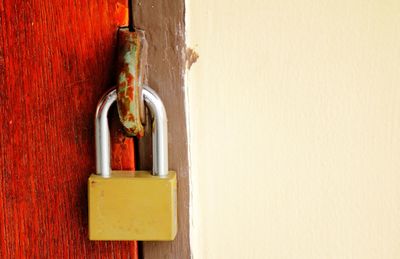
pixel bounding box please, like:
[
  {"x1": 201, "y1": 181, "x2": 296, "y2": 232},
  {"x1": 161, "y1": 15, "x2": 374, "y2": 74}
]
[
  {"x1": 95, "y1": 86, "x2": 168, "y2": 177},
  {"x1": 142, "y1": 86, "x2": 169, "y2": 177}
]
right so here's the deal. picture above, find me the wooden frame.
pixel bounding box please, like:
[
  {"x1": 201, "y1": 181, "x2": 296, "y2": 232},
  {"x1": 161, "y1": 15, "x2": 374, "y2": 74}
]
[{"x1": 133, "y1": 1, "x2": 190, "y2": 258}]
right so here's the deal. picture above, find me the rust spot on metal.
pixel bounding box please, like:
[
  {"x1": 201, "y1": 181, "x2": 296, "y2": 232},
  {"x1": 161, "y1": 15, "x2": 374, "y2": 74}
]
[{"x1": 127, "y1": 83, "x2": 134, "y2": 100}]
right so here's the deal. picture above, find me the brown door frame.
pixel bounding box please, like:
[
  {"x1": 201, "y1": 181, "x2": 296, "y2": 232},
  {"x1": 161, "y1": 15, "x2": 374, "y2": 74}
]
[{"x1": 133, "y1": 1, "x2": 190, "y2": 258}]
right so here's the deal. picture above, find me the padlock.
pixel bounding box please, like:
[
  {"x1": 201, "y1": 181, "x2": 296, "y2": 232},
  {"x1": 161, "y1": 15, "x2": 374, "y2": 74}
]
[{"x1": 88, "y1": 85, "x2": 177, "y2": 241}]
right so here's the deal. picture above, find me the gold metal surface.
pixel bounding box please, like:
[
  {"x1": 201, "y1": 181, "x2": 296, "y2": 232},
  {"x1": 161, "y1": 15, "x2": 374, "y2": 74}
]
[{"x1": 88, "y1": 171, "x2": 177, "y2": 241}]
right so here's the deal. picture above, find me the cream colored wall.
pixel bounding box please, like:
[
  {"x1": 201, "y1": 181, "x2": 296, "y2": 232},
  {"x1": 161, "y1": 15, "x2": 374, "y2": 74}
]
[{"x1": 186, "y1": 1, "x2": 400, "y2": 258}]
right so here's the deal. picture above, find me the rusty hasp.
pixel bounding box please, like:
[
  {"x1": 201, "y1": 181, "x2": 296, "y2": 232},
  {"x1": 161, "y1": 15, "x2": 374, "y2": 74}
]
[{"x1": 116, "y1": 27, "x2": 148, "y2": 138}]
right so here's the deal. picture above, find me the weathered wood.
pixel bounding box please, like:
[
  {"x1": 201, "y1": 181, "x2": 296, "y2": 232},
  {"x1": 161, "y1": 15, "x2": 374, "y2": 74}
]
[
  {"x1": 0, "y1": 0, "x2": 138, "y2": 257},
  {"x1": 0, "y1": 0, "x2": 188, "y2": 257},
  {"x1": 133, "y1": 0, "x2": 190, "y2": 258}
]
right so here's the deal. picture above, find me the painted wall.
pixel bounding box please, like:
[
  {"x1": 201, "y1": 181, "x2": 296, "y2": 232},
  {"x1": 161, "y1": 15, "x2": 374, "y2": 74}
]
[{"x1": 186, "y1": 0, "x2": 400, "y2": 258}]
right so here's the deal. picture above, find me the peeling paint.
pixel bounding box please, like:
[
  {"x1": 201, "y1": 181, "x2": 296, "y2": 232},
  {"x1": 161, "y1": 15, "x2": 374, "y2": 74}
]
[{"x1": 186, "y1": 48, "x2": 199, "y2": 70}]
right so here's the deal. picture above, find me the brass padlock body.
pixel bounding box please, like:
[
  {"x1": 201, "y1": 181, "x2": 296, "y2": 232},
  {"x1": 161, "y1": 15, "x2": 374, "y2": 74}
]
[{"x1": 88, "y1": 171, "x2": 177, "y2": 241}]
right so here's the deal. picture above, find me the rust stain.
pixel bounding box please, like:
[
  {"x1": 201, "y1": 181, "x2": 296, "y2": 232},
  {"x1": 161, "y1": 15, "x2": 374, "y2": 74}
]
[
  {"x1": 186, "y1": 48, "x2": 199, "y2": 70},
  {"x1": 116, "y1": 28, "x2": 147, "y2": 138}
]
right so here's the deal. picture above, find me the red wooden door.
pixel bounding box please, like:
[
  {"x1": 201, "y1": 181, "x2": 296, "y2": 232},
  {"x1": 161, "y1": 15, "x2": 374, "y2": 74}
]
[{"x1": 0, "y1": 1, "x2": 139, "y2": 257}]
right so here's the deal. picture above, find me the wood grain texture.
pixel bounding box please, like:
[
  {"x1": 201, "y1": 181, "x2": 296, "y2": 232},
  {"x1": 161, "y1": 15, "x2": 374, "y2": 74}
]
[
  {"x1": 132, "y1": 0, "x2": 190, "y2": 258},
  {"x1": 0, "y1": 0, "x2": 139, "y2": 257}
]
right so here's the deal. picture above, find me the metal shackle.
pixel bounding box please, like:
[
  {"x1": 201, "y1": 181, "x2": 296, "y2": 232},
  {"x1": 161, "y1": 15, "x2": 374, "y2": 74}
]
[{"x1": 95, "y1": 85, "x2": 168, "y2": 177}]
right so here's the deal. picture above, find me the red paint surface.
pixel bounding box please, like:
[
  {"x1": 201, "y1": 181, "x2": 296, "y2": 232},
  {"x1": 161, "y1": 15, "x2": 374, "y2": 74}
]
[
  {"x1": 0, "y1": 0, "x2": 137, "y2": 257},
  {"x1": 110, "y1": 109, "x2": 136, "y2": 171}
]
